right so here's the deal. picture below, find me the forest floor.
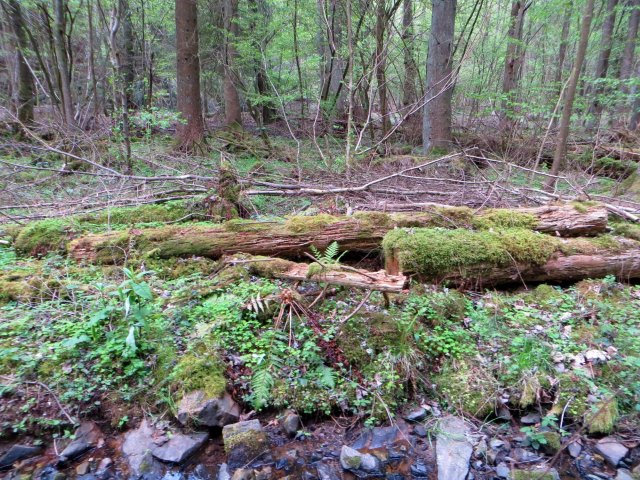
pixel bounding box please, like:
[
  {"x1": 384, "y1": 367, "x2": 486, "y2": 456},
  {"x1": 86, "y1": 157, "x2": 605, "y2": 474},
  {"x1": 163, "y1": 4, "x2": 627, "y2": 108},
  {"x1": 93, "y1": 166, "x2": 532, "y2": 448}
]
[{"x1": 1, "y1": 126, "x2": 640, "y2": 479}]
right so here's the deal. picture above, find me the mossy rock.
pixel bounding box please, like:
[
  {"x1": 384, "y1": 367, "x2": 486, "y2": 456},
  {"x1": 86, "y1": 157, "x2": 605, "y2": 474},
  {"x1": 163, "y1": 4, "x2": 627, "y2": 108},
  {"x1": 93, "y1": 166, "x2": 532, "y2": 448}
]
[
  {"x1": 541, "y1": 431, "x2": 561, "y2": 454},
  {"x1": 585, "y1": 396, "x2": 618, "y2": 434},
  {"x1": 14, "y1": 219, "x2": 75, "y2": 257},
  {"x1": 512, "y1": 469, "x2": 559, "y2": 480},
  {"x1": 518, "y1": 373, "x2": 553, "y2": 408},
  {"x1": 171, "y1": 352, "x2": 226, "y2": 398},
  {"x1": 549, "y1": 373, "x2": 590, "y2": 419},
  {"x1": 434, "y1": 359, "x2": 499, "y2": 419},
  {"x1": 382, "y1": 228, "x2": 561, "y2": 279}
]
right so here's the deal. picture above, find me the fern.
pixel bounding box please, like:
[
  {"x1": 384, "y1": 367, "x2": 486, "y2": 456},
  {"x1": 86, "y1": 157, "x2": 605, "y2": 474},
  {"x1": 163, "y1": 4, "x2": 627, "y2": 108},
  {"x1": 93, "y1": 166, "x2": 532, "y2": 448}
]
[
  {"x1": 309, "y1": 241, "x2": 347, "y2": 265},
  {"x1": 251, "y1": 365, "x2": 274, "y2": 410},
  {"x1": 316, "y1": 365, "x2": 336, "y2": 389}
]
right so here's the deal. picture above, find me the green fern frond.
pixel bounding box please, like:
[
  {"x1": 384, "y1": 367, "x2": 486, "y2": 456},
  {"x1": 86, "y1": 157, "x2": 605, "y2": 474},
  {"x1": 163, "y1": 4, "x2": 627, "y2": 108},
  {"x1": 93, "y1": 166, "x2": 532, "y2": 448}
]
[
  {"x1": 251, "y1": 365, "x2": 274, "y2": 410},
  {"x1": 317, "y1": 365, "x2": 336, "y2": 389}
]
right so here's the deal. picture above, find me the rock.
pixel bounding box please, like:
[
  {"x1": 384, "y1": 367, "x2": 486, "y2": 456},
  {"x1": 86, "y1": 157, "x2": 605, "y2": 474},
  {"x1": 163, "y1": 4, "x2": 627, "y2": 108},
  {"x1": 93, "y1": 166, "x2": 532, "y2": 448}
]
[
  {"x1": 280, "y1": 411, "x2": 300, "y2": 438},
  {"x1": 496, "y1": 462, "x2": 510, "y2": 478},
  {"x1": 177, "y1": 391, "x2": 240, "y2": 428},
  {"x1": 436, "y1": 416, "x2": 473, "y2": 480},
  {"x1": 595, "y1": 438, "x2": 629, "y2": 466},
  {"x1": 36, "y1": 465, "x2": 66, "y2": 480},
  {"x1": 511, "y1": 468, "x2": 560, "y2": 480},
  {"x1": 230, "y1": 468, "x2": 253, "y2": 480},
  {"x1": 489, "y1": 438, "x2": 505, "y2": 450},
  {"x1": 222, "y1": 420, "x2": 269, "y2": 469},
  {"x1": 410, "y1": 460, "x2": 431, "y2": 478},
  {"x1": 162, "y1": 473, "x2": 185, "y2": 480},
  {"x1": 76, "y1": 461, "x2": 91, "y2": 475},
  {"x1": 339, "y1": 445, "x2": 380, "y2": 474},
  {"x1": 404, "y1": 407, "x2": 427, "y2": 423},
  {"x1": 520, "y1": 413, "x2": 541, "y2": 425},
  {"x1": 413, "y1": 425, "x2": 428, "y2": 438},
  {"x1": 254, "y1": 466, "x2": 272, "y2": 480},
  {"x1": 615, "y1": 469, "x2": 634, "y2": 480},
  {"x1": 122, "y1": 420, "x2": 164, "y2": 478},
  {"x1": 567, "y1": 441, "x2": 582, "y2": 458},
  {"x1": 152, "y1": 432, "x2": 208, "y2": 464},
  {"x1": 510, "y1": 448, "x2": 541, "y2": 463},
  {"x1": 585, "y1": 349, "x2": 608, "y2": 364},
  {"x1": 0, "y1": 445, "x2": 43, "y2": 469},
  {"x1": 540, "y1": 432, "x2": 561, "y2": 455},
  {"x1": 189, "y1": 464, "x2": 214, "y2": 480},
  {"x1": 315, "y1": 462, "x2": 341, "y2": 480},
  {"x1": 217, "y1": 464, "x2": 231, "y2": 480}
]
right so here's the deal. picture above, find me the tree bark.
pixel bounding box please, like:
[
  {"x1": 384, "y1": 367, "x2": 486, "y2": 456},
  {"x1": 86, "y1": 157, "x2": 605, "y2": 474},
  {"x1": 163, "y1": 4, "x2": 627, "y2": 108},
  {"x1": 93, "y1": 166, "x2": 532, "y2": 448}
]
[
  {"x1": 375, "y1": 0, "x2": 390, "y2": 138},
  {"x1": 546, "y1": 0, "x2": 595, "y2": 190},
  {"x1": 53, "y1": 0, "x2": 74, "y2": 126},
  {"x1": 617, "y1": 0, "x2": 640, "y2": 127},
  {"x1": 501, "y1": 0, "x2": 527, "y2": 124},
  {"x1": 223, "y1": 0, "x2": 243, "y2": 128},
  {"x1": 4, "y1": 0, "x2": 35, "y2": 126},
  {"x1": 175, "y1": 0, "x2": 206, "y2": 148},
  {"x1": 67, "y1": 205, "x2": 608, "y2": 264},
  {"x1": 120, "y1": 0, "x2": 135, "y2": 108},
  {"x1": 423, "y1": 0, "x2": 456, "y2": 152},
  {"x1": 401, "y1": 0, "x2": 417, "y2": 112},
  {"x1": 586, "y1": 0, "x2": 619, "y2": 131}
]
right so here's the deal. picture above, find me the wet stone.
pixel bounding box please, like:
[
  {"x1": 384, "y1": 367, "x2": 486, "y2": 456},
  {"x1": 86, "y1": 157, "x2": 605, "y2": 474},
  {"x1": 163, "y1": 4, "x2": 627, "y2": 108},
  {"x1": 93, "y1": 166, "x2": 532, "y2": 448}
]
[
  {"x1": 435, "y1": 416, "x2": 473, "y2": 480},
  {"x1": 0, "y1": 445, "x2": 43, "y2": 469},
  {"x1": 339, "y1": 445, "x2": 381, "y2": 476},
  {"x1": 410, "y1": 460, "x2": 430, "y2": 478},
  {"x1": 222, "y1": 420, "x2": 270, "y2": 469},
  {"x1": 568, "y1": 441, "x2": 582, "y2": 458},
  {"x1": 413, "y1": 425, "x2": 427, "y2": 438},
  {"x1": 280, "y1": 411, "x2": 301, "y2": 438},
  {"x1": 520, "y1": 413, "x2": 541, "y2": 425},
  {"x1": 496, "y1": 462, "x2": 510, "y2": 479},
  {"x1": 404, "y1": 408, "x2": 428, "y2": 423},
  {"x1": 595, "y1": 438, "x2": 629, "y2": 467},
  {"x1": 315, "y1": 462, "x2": 341, "y2": 480},
  {"x1": 152, "y1": 432, "x2": 208, "y2": 464},
  {"x1": 178, "y1": 391, "x2": 240, "y2": 428}
]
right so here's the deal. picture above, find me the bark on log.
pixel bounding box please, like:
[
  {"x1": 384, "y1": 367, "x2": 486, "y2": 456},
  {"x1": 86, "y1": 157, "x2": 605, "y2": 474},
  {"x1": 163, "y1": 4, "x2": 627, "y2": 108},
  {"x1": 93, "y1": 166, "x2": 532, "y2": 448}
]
[
  {"x1": 68, "y1": 204, "x2": 607, "y2": 264},
  {"x1": 384, "y1": 228, "x2": 640, "y2": 287},
  {"x1": 228, "y1": 256, "x2": 407, "y2": 292}
]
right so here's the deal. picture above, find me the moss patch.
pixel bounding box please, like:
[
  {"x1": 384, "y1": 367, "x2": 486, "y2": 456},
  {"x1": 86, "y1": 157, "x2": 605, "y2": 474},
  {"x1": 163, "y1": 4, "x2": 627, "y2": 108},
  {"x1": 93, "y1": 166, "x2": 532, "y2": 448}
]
[
  {"x1": 585, "y1": 396, "x2": 618, "y2": 434},
  {"x1": 172, "y1": 353, "x2": 226, "y2": 398},
  {"x1": 382, "y1": 228, "x2": 561, "y2": 278},
  {"x1": 471, "y1": 209, "x2": 538, "y2": 230},
  {"x1": 284, "y1": 214, "x2": 339, "y2": 234},
  {"x1": 14, "y1": 219, "x2": 74, "y2": 257}
]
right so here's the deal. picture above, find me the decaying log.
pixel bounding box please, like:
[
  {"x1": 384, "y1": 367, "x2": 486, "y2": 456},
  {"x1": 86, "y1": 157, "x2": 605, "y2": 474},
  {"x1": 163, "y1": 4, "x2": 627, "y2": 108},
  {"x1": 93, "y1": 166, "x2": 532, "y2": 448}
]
[
  {"x1": 68, "y1": 204, "x2": 607, "y2": 264},
  {"x1": 383, "y1": 227, "x2": 640, "y2": 287},
  {"x1": 228, "y1": 256, "x2": 407, "y2": 292}
]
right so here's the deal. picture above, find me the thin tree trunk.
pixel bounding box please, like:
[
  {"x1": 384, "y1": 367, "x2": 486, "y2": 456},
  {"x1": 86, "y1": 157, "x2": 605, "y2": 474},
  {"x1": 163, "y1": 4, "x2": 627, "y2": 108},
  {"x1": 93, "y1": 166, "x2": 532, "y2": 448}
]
[
  {"x1": 375, "y1": 0, "x2": 390, "y2": 138},
  {"x1": 223, "y1": 0, "x2": 243, "y2": 128},
  {"x1": 175, "y1": 0, "x2": 206, "y2": 148},
  {"x1": 617, "y1": 0, "x2": 640, "y2": 126},
  {"x1": 586, "y1": 0, "x2": 619, "y2": 131},
  {"x1": 546, "y1": 0, "x2": 595, "y2": 189},
  {"x1": 4, "y1": 0, "x2": 35, "y2": 126},
  {"x1": 120, "y1": 0, "x2": 135, "y2": 108},
  {"x1": 293, "y1": 0, "x2": 305, "y2": 116},
  {"x1": 423, "y1": 0, "x2": 456, "y2": 152},
  {"x1": 501, "y1": 0, "x2": 527, "y2": 124},
  {"x1": 87, "y1": 1, "x2": 100, "y2": 118},
  {"x1": 53, "y1": 0, "x2": 74, "y2": 126},
  {"x1": 401, "y1": 0, "x2": 417, "y2": 109},
  {"x1": 551, "y1": 2, "x2": 572, "y2": 129}
]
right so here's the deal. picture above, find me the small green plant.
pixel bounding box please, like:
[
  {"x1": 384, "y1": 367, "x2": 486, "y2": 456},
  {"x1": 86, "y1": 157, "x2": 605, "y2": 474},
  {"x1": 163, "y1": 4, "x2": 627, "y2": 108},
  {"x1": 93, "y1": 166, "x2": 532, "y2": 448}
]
[{"x1": 309, "y1": 241, "x2": 346, "y2": 265}]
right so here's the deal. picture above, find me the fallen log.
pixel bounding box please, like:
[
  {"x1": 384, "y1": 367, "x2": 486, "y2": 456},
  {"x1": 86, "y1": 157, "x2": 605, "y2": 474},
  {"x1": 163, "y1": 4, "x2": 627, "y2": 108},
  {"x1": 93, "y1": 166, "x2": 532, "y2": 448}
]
[
  {"x1": 68, "y1": 204, "x2": 607, "y2": 264},
  {"x1": 227, "y1": 255, "x2": 407, "y2": 292},
  {"x1": 383, "y1": 227, "x2": 640, "y2": 287}
]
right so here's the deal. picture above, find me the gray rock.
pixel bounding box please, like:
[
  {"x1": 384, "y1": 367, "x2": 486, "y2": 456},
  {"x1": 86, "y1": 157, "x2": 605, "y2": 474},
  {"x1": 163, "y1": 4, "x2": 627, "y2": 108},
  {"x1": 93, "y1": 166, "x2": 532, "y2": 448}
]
[
  {"x1": 189, "y1": 464, "x2": 214, "y2": 480},
  {"x1": 280, "y1": 411, "x2": 300, "y2": 438},
  {"x1": 230, "y1": 468, "x2": 253, "y2": 480},
  {"x1": 489, "y1": 438, "x2": 505, "y2": 450},
  {"x1": 162, "y1": 473, "x2": 185, "y2": 480},
  {"x1": 177, "y1": 391, "x2": 240, "y2": 428},
  {"x1": 410, "y1": 460, "x2": 431, "y2": 478},
  {"x1": 520, "y1": 413, "x2": 541, "y2": 425},
  {"x1": 414, "y1": 425, "x2": 428, "y2": 438},
  {"x1": 496, "y1": 462, "x2": 510, "y2": 479},
  {"x1": 404, "y1": 408, "x2": 427, "y2": 423},
  {"x1": 0, "y1": 444, "x2": 43, "y2": 468},
  {"x1": 510, "y1": 448, "x2": 541, "y2": 463},
  {"x1": 152, "y1": 432, "x2": 208, "y2": 464},
  {"x1": 217, "y1": 464, "x2": 231, "y2": 480},
  {"x1": 122, "y1": 420, "x2": 164, "y2": 479},
  {"x1": 615, "y1": 469, "x2": 634, "y2": 480},
  {"x1": 436, "y1": 416, "x2": 473, "y2": 480},
  {"x1": 59, "y1": 422, "x2": 103, "y2": 463},
  {"x1": 339, "y1": 445, "x2": 380, "y2": 474},
  {"x1": 222, "y1": 420, "x2": 269, "y2": 469},
  {"x1": 595, "y1": 438, "x2": 629, "y2": 466},
  {"x1": 568, "y1": 441, "x2": 582, "y2": 458},
  {"x1": 315, "y1": 462, "x2": 341, "y2": 480}
]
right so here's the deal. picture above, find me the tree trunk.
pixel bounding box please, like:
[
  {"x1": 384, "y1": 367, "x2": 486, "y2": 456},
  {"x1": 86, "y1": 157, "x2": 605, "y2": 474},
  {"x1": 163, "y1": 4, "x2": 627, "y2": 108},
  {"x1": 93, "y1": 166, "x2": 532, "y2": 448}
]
[
  {"x1": 375, "y1": 0, "x2": 390, "y2": 138},
  {"x1": 401, "y1": 0, "x2": 417, "y2": 109},
  {"x1": 87, "y1": 1, "x2": 100, "y2": 118},
  {"x1": 53, "y1": 0, "x2": 74, "y2": 126},
  {"x1": 223, "y1": 0, "x2": 243, "y2": 128},
  {"x1": 175, "y1": 0, "x2": 206, "y2": 148},
  {"x1": 120, "y1": 0, "x2": 135, "y2": 108},
  {"x1": 501, "y1": 0, "x2": 527, "y2": 124},
  {"x1": 67, "y1": 205, "x2": 608, "y2": 264},
  {"x1": 551, "y1": 2, "x2": 572, "y2": 129},
  {"x1": 546, "y1": 0, "x2": 595, "y2": 190},
  {"x1": 422, "y1": 0, "x2": 456, "y2": 152},
  {"x1": 617, "y1": 0, "x2": 640, "y2": 127},
  {"x1": 5, "y1": 0, "x2": 35, "y2": 126},
  {"x1": 586, "y1": 0, "x2": 619, "y2": 131}
]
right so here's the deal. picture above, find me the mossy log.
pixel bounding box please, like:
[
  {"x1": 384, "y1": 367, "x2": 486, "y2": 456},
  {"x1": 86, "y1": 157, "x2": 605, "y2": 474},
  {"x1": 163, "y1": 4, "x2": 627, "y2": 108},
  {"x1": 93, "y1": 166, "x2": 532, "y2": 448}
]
[
  {"x1": 230, "y1": 255, "x2": 407, "y2": 292},
  {"x1": 67, "y1": 205, "x2": 607, "y2": 264},
  {"x1": 383, "y1": 227, "x2": 640, "y2": 287}
]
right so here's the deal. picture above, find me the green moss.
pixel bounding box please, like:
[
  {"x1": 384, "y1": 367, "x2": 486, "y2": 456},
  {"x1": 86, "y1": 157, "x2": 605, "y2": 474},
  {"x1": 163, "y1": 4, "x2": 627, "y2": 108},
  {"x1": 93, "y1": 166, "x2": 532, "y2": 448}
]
[
  {"x1": 382, "y1": 228, "x2": 561, "y2": 278},
  {"x1": 541, "y1": 431, "x2": 561, "y2": 453},
  {"x1": 285, "y1": 214, "x2": 339, "y2": 234},
  {"x1": 78, "y1": 201, "x2": 192, "y2": 225},
  {"x1": 223, "y1": 219, "x2": 276, "y2": 232},
  {"x1": 512, "y1": 469, "x2": 559, "y2": 480},
  {"x1": 585, "y1": 396, "x2": 618, "y2": 434},
  {"x1": 472, "y1": 210, "x2": 538, "y2": 230},
  {"x1": 434, "y1": 359, "x2": 499, "y2": 419},
  {"x1": 14, "y1": 219, "x2": 74, "y2": 257},
  {"x1": 172, "y1": 353, "x2": 226, "y2": 398},
  {"x1": 353, "y1": 211, "x2": 394, "y2": 230},
  {"x1": 338, "y1": 313, "x2": 404, "y2": 367},
  {"x1": 519, "y1": 373, "x2": 552, "y2": 408},
  {"x1": 611, "y1": 222, "x2": 640, "y2": 241},
  {"x1": 550, "y1": 373, "x2": 590, "y2": 418},
  {"x1": 526, "y1": 284, "x2": 562, "y2": 304}
]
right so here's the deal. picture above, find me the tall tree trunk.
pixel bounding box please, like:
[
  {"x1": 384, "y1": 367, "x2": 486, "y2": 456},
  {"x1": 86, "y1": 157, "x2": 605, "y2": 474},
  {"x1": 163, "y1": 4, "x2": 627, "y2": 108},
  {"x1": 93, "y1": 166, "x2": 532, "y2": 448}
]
[
  {"x1": 175, "y1": 0, "x2": 205, "y2": 147},
  {"x1": 5, "y1": 0, "x2": 35, "y2": 126},
  {"x1": 551, "y1": 1, "x2": 572, "y2": 129},
  {"x1": 546, "y1": 0, "x2": 595, "y2": 189},
  {"x1": 120, "y1": 0, "x2": 135, "y2": 108},
  {"x1": 617, "y1": 0, "x2": 640, "y2": 127},
  {"x1": 53, "y1": 0, "x2": 74, "y2": 126},
  {"x1": 422, "y1": 0, "x2": 456, "y2": 152},
  {"x1": 87, "y1": 0, "x2": 100, "y2": 118},
  {"x1": 401, "y1": 0, "x2": 417, "y2": 109},
  {"x1": 501, "y1": 0, "x2": 527, "y2": 123},
  {"x1": 375, "y1": 0, "x2": 390, "y2": 138},
  {"x1": 223, "y1": 0, "x2": 243, "y2": 128},
  {"x1": 586, "y1": 0, "x2": 619, "y2": 131}
]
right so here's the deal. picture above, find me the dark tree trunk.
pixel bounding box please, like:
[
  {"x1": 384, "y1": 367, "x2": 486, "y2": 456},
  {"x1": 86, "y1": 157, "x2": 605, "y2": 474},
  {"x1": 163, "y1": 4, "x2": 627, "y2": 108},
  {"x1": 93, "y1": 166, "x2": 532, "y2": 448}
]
[
  {"x1": 223, "y1": 0, "x2": 243, "y2": 128},
  {"x1": 501, "y1": 0, "x2": 527, "y2": 123},
  {"x1": 401, "y1": 0, "x2": 417, "y2": 109},
  {"x1": 53, "y1": 0, "x2": 74, "y2": 126},
  {"x1": 175, "y1": 0, "x2": 205, "y2": 148},
  {"x1": 120, "y1": 0, "x2": 135, "y2": 108},
  {"x1": 423, "y1": 0, "x2": 456, "y2": 152},
  {"x1": 618, "y1": 0, "x2": 640, "y2": 127},
  {"x1": 375, "y1": 0, "x2": 390, "y2": 138}
]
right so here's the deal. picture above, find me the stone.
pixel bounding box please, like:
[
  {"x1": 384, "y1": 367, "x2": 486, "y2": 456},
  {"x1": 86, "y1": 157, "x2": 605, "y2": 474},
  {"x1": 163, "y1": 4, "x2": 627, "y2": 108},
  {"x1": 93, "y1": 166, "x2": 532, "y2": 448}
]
[
  {"x1": 595, "y1": 438, "x2": 629, "y2": 466},
  {"x1": 222, "y1": 420, "x2": 269, "y2": 469},
  {"x1": 489, "y1": 438, "x2": 505, "y2": 450},
  {"x1": 254, "y1": 466, "x2": 272, "y2": 480},
  {"x1": 280, "y1": 411, "x2": 300, "y2": 438},
  {"x1": 567, "y1": 441, "x2": 582, "y2": 458},
  {"x1": 413, "y1": 425, "x2": 428, "y2": 438},
  {"x1": 410, "y1": 460, "x2": 431, "y2": 478},
  {"x1": 76, "y1": 461, "x2": 90, "y2": 475},
  {"x1": 404, "y1": 408, "x2": 427, "y2": 423},
  {"x1": 162, "y1": 473, "x2": 185, "y2": 480},
  {"x1": 510, "y1": 448, "x2": 541, "y2": 463},
  {"x1": 585, "y1": 349, "x2": 608, "y2": 364},
  {"x1": 339, "y1": 445, "x2": 380, "y2": 474},
  {"x1": 189, "y1": 464, "x2": 214, "y2": 480},
  {"x1": 520, "y1": 413, "x2": 541, "y2": 425},
  {"x1": 230, "y1": 468, "x2": 253, "y2": 480},
  {"x1": 152, "y1": 432, "x2": 208, "y2": 464},
  {"x1": 217, "y1": 464, "x2": 231, "y2": 480},
  {"x1": 315, "y1": 462, "x2": 341, "y2": 480},
  {"x1": 615, "y1": 469, "x2": 634, "y2": 480},
  {"x1": 121, "y1": 420, "x2": 164, "y2": 478},
  {"x1": 59, "y1": 422, "x2": 103, "y2": 462},
  {"x1": 0, "y1": 445, "x2": 43, "y2": 469},
  {"x1": 511, "y1": 468, "x2": 560, "y2": 480},
  {"x1": 496, "y1": 462, "x2": 510, "y2": 478},
  {"x1": 436, "y1": 416, "x2": 473, "y2": 480},
  {"x1": 36, "y1": 465, "x2": 66, "y2": 480},
  {"x1": 177, "y1": 391, "x2": 240, "y2": 428}
]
